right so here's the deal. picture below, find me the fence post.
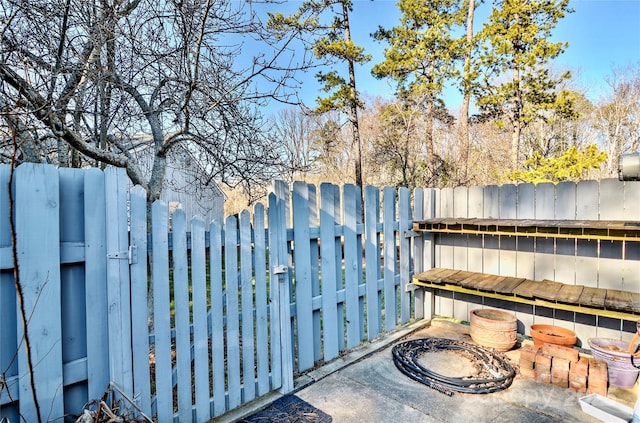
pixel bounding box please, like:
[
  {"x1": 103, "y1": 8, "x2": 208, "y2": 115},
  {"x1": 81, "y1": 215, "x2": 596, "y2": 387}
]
[
  {"x1": 104, "y1": 167, "x2": 133, "y2": 396},
  {"x1": 398, "y1": 187, "x2": 411, "y2": 324},
  {"x1": 269, "y1": 181, "x2": 294, "y2": 394},
  {"x1": 413, "y1": 188, "x2": 436, "y2": 320}
]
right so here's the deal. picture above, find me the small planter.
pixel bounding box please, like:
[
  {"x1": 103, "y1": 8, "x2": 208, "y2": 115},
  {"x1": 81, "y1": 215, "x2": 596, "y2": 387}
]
[
  {"x1": 470, "y1": 309, "x2": 518, "y2": 351},
  {"x1": 588, "y1": 338, "x2": 640, "y2": 388},
  {"x1": 530, "y1": 324, "x2": 577, "y2": 347}
]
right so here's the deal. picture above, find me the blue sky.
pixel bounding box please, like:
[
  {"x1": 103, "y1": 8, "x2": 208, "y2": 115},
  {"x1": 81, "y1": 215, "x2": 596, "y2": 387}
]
[{"x1": 273, "y1": 0, "x2": 640, "y2": 111}]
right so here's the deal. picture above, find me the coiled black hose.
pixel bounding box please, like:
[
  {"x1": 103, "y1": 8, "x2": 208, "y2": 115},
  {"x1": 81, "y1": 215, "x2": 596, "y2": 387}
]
[{"x1": 392, "y1": 338, "x2": 516, "y2": 395}]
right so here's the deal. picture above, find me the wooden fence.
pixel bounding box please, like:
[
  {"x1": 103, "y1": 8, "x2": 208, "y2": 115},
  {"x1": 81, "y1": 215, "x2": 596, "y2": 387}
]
[
  {"x1": 0, "y1": 164, "x2": 425, "y2": 422},
  {"x1": 3, "y1": 163, "x2": 639, "y2": 422}
]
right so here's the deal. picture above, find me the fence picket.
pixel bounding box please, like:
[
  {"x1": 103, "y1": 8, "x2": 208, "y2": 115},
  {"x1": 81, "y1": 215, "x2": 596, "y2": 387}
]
[
  {"x1": 15, "y1": 164, "x2": 64, "y2": 422},
  {"x1": 308, "y1": 184, "x2": 322, "y2": 362},
  {"x1": 292, "y1": 182, "x2": 314, "y2": 371},
  {"x1": 83, "y1": 171, "x2": 111, "y2": 389},
  {"x1": 343, "y1": 185, "x2": 360, "y2": 348},
  {"x1": 253, "y1": 203, "x2": 270, "y2": 396},
  {"x1": 267, "y1": 193, "x2": 283, "y2": 391},
  {"x1": 151, "y1": 201, "x2": 173, "y2": 421},
  {"x1": 332, "y1": 185, "x2": 345, "y2": 351},
  {"x1": 58, "y1": 168, "x2": 90, "y2": 411},
  {"x1": 209, "y1": 218, "x2": 226, "y2": 416},
  {"x1": 320, "y1": 183, "x2": 339, "y2": 360},
  {"x1": 364, "y1": 186, "x2": 381, "y2": 340},
  {"x1": 225, "y1": 215, "x2": 242, "y2": 408},
  {"x1": 383, "y1": 187, "x2": 397, "y2": 331},
  {"x1": 128, "y1": 185, "x2": 151, "y2": 415},
  {"x1": 240, "y1": 210, "x2": 256, "y2": 402},
  {"x1": 191, "y1": 217, "x2": 210, "y2": 422},
  {"x1": 172, "y1": 208, "x2": 192, "y2": 420}
]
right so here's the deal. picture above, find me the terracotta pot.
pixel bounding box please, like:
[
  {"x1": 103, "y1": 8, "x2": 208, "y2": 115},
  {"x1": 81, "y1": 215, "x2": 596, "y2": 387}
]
[
  {"x1": 530, "y1": 324, "x2": 577, "y2": 347},
  {"x1": 469, "y1": 309, "x2": 518, "y2": 351}
]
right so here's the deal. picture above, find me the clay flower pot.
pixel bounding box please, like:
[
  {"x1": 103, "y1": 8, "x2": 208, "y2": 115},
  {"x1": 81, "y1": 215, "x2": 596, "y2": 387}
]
[
  {"x1": 530, "y1": 324, "x2": 577, "y2": 347},
  {"x1": 470, "y1": 309, "x2": 518, "y2": 351}
]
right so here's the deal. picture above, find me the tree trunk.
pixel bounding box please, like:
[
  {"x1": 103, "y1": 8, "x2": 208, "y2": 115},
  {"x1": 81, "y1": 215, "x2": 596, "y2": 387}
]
[
  {"x1": 461, "y1": 0, "x2": 476, "y2": 181},
  {"x1": 511, "y1": 65, "x2": 522, "y2": 170},
  {"x1": 342, "y1": 1, "x2": 364, "y2": 189}
]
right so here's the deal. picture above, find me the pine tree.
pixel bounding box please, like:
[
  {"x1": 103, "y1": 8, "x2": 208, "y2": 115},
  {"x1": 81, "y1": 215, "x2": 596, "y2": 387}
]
[
  {"x1": 474, "y1": 0, "x2": 575, "y2": 170},
  {"x1": 268, "y1": 1, "x2": 371, "y2": 188},
  {"x1": 372, "y1": 0, "x2": 462, "y2": 182}
]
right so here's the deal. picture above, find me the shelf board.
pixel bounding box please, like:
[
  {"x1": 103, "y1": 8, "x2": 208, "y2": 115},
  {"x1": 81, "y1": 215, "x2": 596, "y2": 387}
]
[{"x1": 413, "y1": 218, "x2": 640, "y2": 241}]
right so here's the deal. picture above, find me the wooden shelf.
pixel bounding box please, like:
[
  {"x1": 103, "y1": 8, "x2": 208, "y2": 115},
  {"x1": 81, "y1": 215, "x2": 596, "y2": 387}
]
[
  {"x1": 413, "y1": 218, "x2": 640, "y2": 242},
  {"x1": 413, "y1": 268, "x2": 640, "y2": 321}
]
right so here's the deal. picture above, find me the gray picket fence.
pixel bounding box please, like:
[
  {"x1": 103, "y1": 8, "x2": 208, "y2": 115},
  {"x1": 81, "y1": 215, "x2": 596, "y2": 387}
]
[
  {"x1": 3, "y1": 163, "x2": 638, "y2": 423},
  {"x1": 0, "y1": 164, "x2": 426, "y2": 422}
]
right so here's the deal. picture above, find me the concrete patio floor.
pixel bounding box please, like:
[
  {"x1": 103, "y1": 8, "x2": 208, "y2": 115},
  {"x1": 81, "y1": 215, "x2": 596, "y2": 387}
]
[{"x1": 218, "y1": 318, "x2": 639, "y2": 422}]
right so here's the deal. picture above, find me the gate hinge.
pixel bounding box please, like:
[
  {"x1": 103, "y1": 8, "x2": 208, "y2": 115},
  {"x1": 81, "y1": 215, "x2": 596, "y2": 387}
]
[{"x1": 107, "y1": 245, "x2": 138, "y2": 264}]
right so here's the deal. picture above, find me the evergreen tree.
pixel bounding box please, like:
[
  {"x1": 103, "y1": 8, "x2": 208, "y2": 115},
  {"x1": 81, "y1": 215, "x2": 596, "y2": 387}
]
[
  {"x1": 268, "y1": 1, "x2": 371, "y2": 188},
  {"x1": 508, "y1": 144, "x2": 607, "y2": 184},
  {"x1": 474, "y1": 0, "x2": 575, "y2": 170},
  {"x1": 371, "y1": 0, "x2": 461, "y2": 183}
]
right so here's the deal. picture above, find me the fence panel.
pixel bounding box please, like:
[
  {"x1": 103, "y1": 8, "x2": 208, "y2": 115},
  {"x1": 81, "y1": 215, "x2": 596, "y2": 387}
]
[{"x1": 10, "y1": 162, "x2": 640, "y2": 422}]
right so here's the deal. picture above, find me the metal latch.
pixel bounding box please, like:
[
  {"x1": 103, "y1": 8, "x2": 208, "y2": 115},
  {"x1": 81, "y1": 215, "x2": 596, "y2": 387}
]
[
  {"x1": 405, "y1": 282, "x2": 420, "y2": 292},
  {"x1": 107, "y1": 245, "x2": 138, "y2": 264},
  {"x1": 273, "y1": 265, "x2": 288, "y2": 275},
  {"x1": 404, "y1": 230, "x2": 420, "y2": 238}
]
